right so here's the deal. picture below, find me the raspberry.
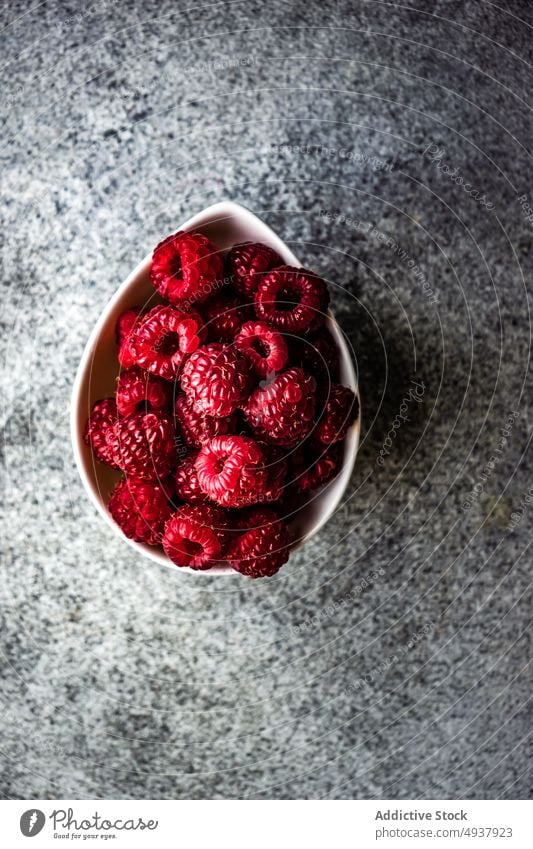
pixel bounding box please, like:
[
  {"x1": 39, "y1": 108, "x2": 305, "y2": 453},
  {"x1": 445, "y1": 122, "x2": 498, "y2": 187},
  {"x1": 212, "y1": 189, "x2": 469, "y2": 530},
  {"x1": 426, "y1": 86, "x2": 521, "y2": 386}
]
[
  {"x1": 131, "y1": 305, "x2": 205, "y2": 381},
  {"x1": 108, "y1": 477, "x2": 175, "y2": 545},
  {"x1": 195, "y1": 435, "x2": 268, "y2": 507},
  {"x1": 291, "y1": 443, "x2": 342, "y2": 492},
  {"x1": 243, "y1": 367, "x2": 317, "y2": 447},
  {"x1": 226, "y1": 241, "x2": 282, "y2": 299},
  {"x1": 234, "y1": 321, "x2": 288, "y2": 379},
  {"x1": 313, "y1": 385, "x2": 358, "y2": 446},
  {"x1": 174, "y1": 393, "x2": 236, "y2": 449},
  {"x1": 181, "y1": 343, "x2": 251, "y2": 418},
  {"x1": 107, "y1": 412, "x2": 176, "y2": 480},
  {"x1": 174, "y1": 453, "x2": 210, "y2": 504},
  {"x1": 226, "y1": 508, "x2": 290, "y2": 578},
  {"x1": 254, "y1": 266, "x2": 329, "y2": 333},
  {"x1": 151, "y1": 231, "x2": 224, "y2": 305},
  {"x1": 83, "y1": 398, "x2": 119, "y2": 467},
  {"x1": 291, "y1": 329, "x2": 340, "y2": 381},
  {"x1": 203, "y1": 291, "x2": 251, "y2": 342},
  {"x1": 116, "y1": 307, "x2": 143, "y2": 369},
  {"x1": 163, "y1": 505, "x2": 229, "y2": 569},
  {"x1": 116, "y1": 367, "x2": 170, "y2": 417}
]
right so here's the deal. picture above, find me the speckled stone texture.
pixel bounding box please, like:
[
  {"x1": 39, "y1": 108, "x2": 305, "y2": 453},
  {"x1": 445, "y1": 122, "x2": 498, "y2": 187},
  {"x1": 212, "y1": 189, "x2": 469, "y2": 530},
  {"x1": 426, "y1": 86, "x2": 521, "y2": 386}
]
[{"x1": 1, "y1": 0, "x2": 531, "y2": 800}]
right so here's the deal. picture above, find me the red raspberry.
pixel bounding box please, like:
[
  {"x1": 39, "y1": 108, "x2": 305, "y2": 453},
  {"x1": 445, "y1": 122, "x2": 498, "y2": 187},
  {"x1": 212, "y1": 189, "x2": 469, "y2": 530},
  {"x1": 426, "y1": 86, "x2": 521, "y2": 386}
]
[
  {"x1": 174, "y1": 453, "x2": 210, "y2": 504},
  {"x1": 83, "y1": 398, "x2": 119, "y2": 467},
  {"x1": 108, "y1": 477, "x2": 175, "y2": 545},
  {"x1": 195, "y1": 435, "x2": 268, "y2": 507},
  {"x1": 131, "y1": 305, "x2": 206, "y2": 381},
  {"x1": 254, "y1": 266, "x2": 329, "y2": 333},
  {"x1": 151, "y1": 231, "x2": 224, "y2": 305},
  {"x1": 116, "y1": 307, "x2": 143, "y2": 369},
  {"x1": 291, "y1": 329, "x2": 340, "y2": 381},
  {"x1": 226, "y1": 507, "x2": 290, "y2": 578},
  {"x1": 116, "y1": 367, "x2": 170, "y2": 417},
  {"x1": 226, "y1": 241, "x2": 282, "y2": 299},
  {"x1": 290, "y1": 443, "x2": 342, "y2": 492},
  {"x1": 181, "y1": 343, "x2": 251, "y2": 418},
  {"x1": 174, "y1": 393, "x2": 236, "y2": 449},
  {"x1": 163, "y1": 505, "x2": 229, "y2": 570},
  {"x1": 234, "y1": 320, "x2": 288, "y2": 379},
  {"x1": 107, "y1": 412, "x2": 176, "y2": 480},
  {"x1": 243, "y1": 367, "x2": 317, "y2": 447},
  {"x1": 203, "y1": 291, "x2": 251, "y2": 342},
  {"x1": 313, "y1": 385, "x2": 359, "y2": 446}
]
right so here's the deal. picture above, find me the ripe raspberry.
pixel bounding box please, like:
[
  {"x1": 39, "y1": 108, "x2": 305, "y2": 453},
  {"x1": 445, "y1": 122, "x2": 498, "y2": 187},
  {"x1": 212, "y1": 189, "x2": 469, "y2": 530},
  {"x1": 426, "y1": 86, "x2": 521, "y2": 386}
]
[
  {"x1": 254, "y1": 266, "x2": 329, "y2": 333},
  {"x1": 313, "y1": 385, "x2": 358, "y2": 446},
  {"x1": 195, "y1": 435, "x2": 268, "y2": 508},
  {"x1": 203, "y1": 290, "x2": 251, "y2": 342},
  {"x1": 116, "y1": 367, "x2": 170, "y2": 417},
  {"x1": 108, "y1": 477, "x2": 174, "y2": 545},
  {"x1": 151, "y1": 230, "x2": 224, "y2": 305},
  {"x1": 234, "y1": 321, "x2": 288, "y2": 379},
  {"x1": 290, "y1": 443, "x2": 342, "y2": 492},
  {"x1": 181, "y1": 343, "x2": 251, "y2": 418},
  {"x1": 116, "y1": 307, "x2": 143, "y2": 369},
  {"x1": 226, "y1": 241, "x2": 282, "y2": 299},
  {"x1": 83, "y1": 398, "x2": 119, "y2": 467},
  {"x1": 163, "y1": 505, "x2": 229, "y2": 569},
  {"x1": 243, "y1": 367, "x2": 317, "y2": 447},
  {"x1": 107, "y1": 412, "x2": 176, "y2": 480},
  {"x1": 226, "y1": 508, "x2": 290, "y2": 578},
  {"x1": 174, "y1": 393, "x2": 236, "y2": 449},
  {"x1": 291, "y1": 329, "x2": 340, "y2": 381},
  {"x1": 174, "y1": 453, "x2": 210, "y2": 504},
  {"x1": 131, "y1": 305, "x2": 206, "y2": 381}
]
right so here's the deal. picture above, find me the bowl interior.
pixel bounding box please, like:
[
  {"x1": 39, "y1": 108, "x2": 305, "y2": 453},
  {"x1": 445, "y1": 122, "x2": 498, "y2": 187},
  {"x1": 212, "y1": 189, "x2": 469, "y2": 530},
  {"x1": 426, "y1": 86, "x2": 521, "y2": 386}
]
[{"x1": 71, "y1": 201, "x2": 360, "y2": 574}]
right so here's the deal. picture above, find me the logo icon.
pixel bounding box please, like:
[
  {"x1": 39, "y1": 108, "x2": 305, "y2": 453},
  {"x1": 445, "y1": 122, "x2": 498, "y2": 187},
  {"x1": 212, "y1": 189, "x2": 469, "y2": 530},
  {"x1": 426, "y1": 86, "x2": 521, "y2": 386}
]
[{"x1": 20, "y1": 810, "x2": 45, "y2": 837}]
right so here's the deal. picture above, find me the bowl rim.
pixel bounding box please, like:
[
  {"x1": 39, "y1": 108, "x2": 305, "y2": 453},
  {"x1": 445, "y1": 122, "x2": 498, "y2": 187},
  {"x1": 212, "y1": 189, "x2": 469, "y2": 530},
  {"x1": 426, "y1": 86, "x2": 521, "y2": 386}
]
[{"x1": 70, "y1": 200, "x2": 361, "y2": 575}]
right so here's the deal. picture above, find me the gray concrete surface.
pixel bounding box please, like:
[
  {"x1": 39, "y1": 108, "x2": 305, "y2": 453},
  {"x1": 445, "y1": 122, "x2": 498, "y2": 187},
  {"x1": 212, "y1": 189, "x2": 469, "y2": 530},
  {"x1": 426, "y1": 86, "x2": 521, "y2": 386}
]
[{"x1": 0, "y1": 0, "x2": 531, "y2": 799}]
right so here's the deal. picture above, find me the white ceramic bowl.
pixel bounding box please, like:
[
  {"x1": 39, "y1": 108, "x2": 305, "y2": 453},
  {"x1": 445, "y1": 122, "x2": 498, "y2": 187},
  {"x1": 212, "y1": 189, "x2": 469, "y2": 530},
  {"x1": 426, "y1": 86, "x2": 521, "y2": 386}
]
[{"x1": 71, "y1": 201, "x2": 361, "y2": 574}]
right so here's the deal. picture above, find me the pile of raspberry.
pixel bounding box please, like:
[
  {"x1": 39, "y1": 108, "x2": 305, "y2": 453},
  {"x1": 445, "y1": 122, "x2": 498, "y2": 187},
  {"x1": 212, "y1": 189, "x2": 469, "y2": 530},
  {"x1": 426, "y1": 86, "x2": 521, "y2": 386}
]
[{"x1": 84, "y1": 232, "x2": 359, "y2": 578}]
